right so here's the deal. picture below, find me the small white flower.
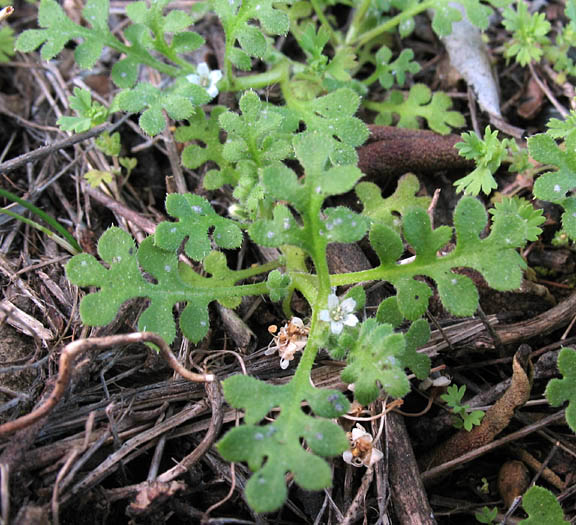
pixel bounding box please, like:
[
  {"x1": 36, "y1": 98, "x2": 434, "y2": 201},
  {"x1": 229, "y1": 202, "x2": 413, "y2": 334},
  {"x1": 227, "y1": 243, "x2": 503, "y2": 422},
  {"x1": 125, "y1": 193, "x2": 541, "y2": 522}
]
[
  {"x1": 319, "y1": 292, "x2": 359, "y2": 335},
  {"x1": 186, "y1": 62, "x2": 223, "y2": 99},
  {"x1": 342, "y1": 424, "x2": 383, "y2": 468}
]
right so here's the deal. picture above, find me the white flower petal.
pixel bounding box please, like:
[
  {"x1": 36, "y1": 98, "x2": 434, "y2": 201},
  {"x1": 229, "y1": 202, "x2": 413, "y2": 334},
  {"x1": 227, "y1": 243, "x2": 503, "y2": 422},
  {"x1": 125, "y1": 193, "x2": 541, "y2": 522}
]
[
  {"x1": 319, "y1": 310, "x2": 331, "y2": 322},
  {"x1": 196, "y1": 62, "x2": 210, "y2": 75},
  {"x1": 206, "y1": 85, "x2": 219, "y2": 98},
  {"x1": 343, "y1": 314, "x2": 359, "y2": 327},
  {"x1": 327, "y1": 294, "x2": 339, "y2": 309},
  {"x1": 186, "y1": 74, "x2": 201, "y2": 85},
  {"x1": 342, "y1": 450, "x2": 354, "y2": 465},
  {"x1": 330, "y1": 321, "x2": 344, "y2": 335},
  {"x1": 351, "y1": 424, "x2": 368, "y2": 439},
  {"x1": 291, "y1": 317, "x2": 304, "y2": 328},
  {"x1": 340, "y1": 297, "x2": 356, "y2": 313},
  {"x1": 210, "y1": 70, "x2": 223, "y2": 83},
  {"x1": 368, "y1": 447, "x2": 383, "y2": 466}
]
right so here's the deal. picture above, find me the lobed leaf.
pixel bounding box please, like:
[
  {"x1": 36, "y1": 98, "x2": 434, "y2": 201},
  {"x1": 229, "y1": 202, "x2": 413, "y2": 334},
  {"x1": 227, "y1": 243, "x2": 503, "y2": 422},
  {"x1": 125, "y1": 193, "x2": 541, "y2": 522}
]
[
  {"x1": 218, "y1": 375, "x2": 348, "y2": 513},
  {"x1": 357, "y1": 174, "x2": 431, "y2": 231},
  {"x1": 519, "y1": 486, "x2": 568, "y2": 525},
  {"x1": 368, "y1": 84, "x2": 465, "y2": 135},
  {"x1": 545, "y1": 347, "x2": 576, "y2": 432},
  {"x1": 368, "y1": 197, "x2": 543, "y2": 320},
  {"x1": 66, "y1": 225, "x2": 249, "y2": 344},
  {"x1": 341, "y1": 319, "x2": 412, "y2": 403},
  {"x1": 155, "y1": 194, "x2": 243, "y2": 261}
]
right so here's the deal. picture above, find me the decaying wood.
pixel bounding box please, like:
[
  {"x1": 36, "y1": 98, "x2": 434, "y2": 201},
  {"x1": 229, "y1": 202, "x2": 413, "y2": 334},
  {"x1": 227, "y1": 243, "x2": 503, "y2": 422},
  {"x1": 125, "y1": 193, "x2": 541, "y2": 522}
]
[
  {"x1": 358, "y1": 125, "x2": 473, "y2": 179},
  {"x1": 387, "y1": 412, "x2": 437, "y2": 525},
  {"x1": 421, "y1": 346, "x2": 533, "y2": 469},
  {"x1": 421, "y1": 410, "x2": 566, "y2": 485}
]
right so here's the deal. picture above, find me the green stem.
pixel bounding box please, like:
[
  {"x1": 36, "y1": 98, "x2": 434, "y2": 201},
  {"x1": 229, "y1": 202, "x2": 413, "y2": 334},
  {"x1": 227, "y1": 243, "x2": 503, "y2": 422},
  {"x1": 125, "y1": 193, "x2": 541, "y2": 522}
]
[
  {"x1": 292, "y1": 307, "x2": 322, "y2": 385},
  {"x1": 361, "y1": 71, "x2": 380, "y2": 86},
  {"x1": 218, "y1": 281, "x2": 270, "y2": 298},
  {"x1": 344, "y1": 0, "x2": 373, "y2": 46},
  {"x1": 232, "y1": 62, "x2": 291, "y2": 91},
  {"x1": 232, "y1": 257, "x2": 285, "y2": 281},
  {"x1": 310, "y1": 0, "x2": 341, "y2": 46},
  {"x1": 352, "y1": 0, "x2": 436, "y2": 48},
  {"x1": 104, "y1": 34, "x2": 182, "y2": 77},
  {"x1": 0, "y1": 188, "x2": 81, "y2": 253}
]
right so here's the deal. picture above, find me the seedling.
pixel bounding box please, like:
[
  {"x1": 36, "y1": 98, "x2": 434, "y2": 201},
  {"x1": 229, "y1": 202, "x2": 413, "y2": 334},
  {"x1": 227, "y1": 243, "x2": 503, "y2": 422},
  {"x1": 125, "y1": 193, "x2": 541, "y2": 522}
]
[{"x1": 441, "y1": 384, "x2": 485, "y2": 431}]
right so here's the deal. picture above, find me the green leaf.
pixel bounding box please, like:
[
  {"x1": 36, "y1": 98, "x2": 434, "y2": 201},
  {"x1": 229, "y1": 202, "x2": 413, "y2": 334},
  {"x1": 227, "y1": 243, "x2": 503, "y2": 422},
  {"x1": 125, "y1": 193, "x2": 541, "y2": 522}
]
[
  {"x1": 176, "y1": 106, "x2": 230, "y2": 180},
  {"x1": 15, "y1": 29, "x2": 49, "y2": 54},
  {"x1": 502, "y1": 2, "x2": 551, "y2": 66},
  {"x1": 454, "y1": 126, "x2": 511, "y2": 196},
  {"x1": 266, "y1": 270, "x2": 291, "y2": 302},
  {"x1": 95, "y1": 131, "x2": 121, "y2": 156},
  {"x1": 0, "y1": 26, "x2": 15, "y2": 62},
  {"x1": 82, "y1": 0, "x2": 109, "y2": 31},
  {"x1": 111, "y1": 58, "x2": 139, "y2": 88},
  {"x1": 367, "y1": 84, "x2": 465, "y2": 135},
  {"x1": 237, "y1": 25, "x2": 267, "y2": 58},
  {"x1": 430, "y1": 0, "x2": 503, "y2": 35},
  {"x1": 374, "y1": 196, "x2": 539, "y2": 320},
  {"x1": 320, "y1": 207, "x2": 368, "y2": 244},
  {"x1": 172, "y1": 31, "x2": 205, "y2": 52},
  {"x1": 358, "y1": 174, "x2": 431, "y2": 231},
  {"x1": 475, "y1": 506, "x2": 498, "y2": 524},
  {"x1": 155, "y1": 194, "x2": 242, "y2": 261},
  {"x1": 402, "y1": 319, "x2": 431, "y2": 379},
  {"x1": 292, "y1": 88, "x2": 370, "y2": 165},
  {"x1": 341, "y1": 319, "x2": 411, "y2": 403},
  {"x1": 228, "y1": 47, "x2": 252, "y2": 70},
  {"x1": 115, "y1": 81, "x2": 209, "y2": 136},
  {"x1": 370, "y1": 223, "x2": 404, "y2": 265},
  {"x1": 545, "y1": 347, "x2": 576, "y2": 432},
  {"x1": 519, "y1": 486, "x2": 568, "y2": 524},
  {"x1": 75, "y1": 37, "x2": 104, "y2": 69},
  {"x1": 529, "y1": 133, "x2": 576, "y2": 239},
  {"x1": 396, "y1": 277, "x2": 433, "y2": 320},
  {"x1": 376, "y1": 297, "x2": 404, "y2": 329},
  {"x1": 163, "y1": 10, "x2": 193, "y2": 32},
  {"x1": 57, "y1": 87, "x2": 109, "y2": 132},
  {"x1": 374, "y1": 46, "x2": 420, "y2": 89},
  {"x1": 217, "y1": 375, "x2": 348, "y2": 513},
  {"x1": 66, "y1": 225, "x2": 247, "y2": 344},
  {"x1": 84, "y1": 169, "x2": 113, "y2": 188},
  {"x1": 249, "y1": 205, "x2": 302, "y2": 247}
]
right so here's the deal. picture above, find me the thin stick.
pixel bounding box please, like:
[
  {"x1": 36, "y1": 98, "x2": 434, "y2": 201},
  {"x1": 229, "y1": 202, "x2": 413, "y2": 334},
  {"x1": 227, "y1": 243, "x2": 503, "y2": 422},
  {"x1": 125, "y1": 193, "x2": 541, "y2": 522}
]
[
  {"x1": 0, "y1": 118, "x2": 129, "y2": 175},
  {"x1": 422, "y1": 410, "x2": 566, "y2": 484},
  {"x1": 0, "y1": 332, "x2": 214, "y2": 437}
]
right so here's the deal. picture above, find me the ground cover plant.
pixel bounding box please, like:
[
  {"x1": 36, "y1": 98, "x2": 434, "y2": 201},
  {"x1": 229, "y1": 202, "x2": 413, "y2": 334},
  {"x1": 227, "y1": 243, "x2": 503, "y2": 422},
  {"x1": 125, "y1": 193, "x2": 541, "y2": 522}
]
[{"x1": 0, "y1": 0, "x2": 576, "y2": 522}]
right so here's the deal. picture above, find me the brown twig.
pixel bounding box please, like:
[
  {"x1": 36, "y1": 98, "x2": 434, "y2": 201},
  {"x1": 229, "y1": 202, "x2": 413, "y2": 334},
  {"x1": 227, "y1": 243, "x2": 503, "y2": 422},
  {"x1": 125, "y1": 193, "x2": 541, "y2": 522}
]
[
  {"x1": 0, "y1": 332, "x2": 214, "y2": 437},
  {"x1": 157, "y1": 380, "x2": 223, "y2": 483},
  {"x1": 0, "y1": 118, "x2": 130, "y2": 175},
  {"x1": 340, "y1": 466, "x2": 374, "y2": 525}
]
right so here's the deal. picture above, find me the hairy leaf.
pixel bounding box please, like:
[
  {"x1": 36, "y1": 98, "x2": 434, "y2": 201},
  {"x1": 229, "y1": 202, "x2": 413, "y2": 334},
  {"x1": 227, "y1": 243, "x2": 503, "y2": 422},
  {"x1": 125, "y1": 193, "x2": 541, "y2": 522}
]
[
  {"x1": 66, "y1": 227, "x2": 249, "y2": 344},
  {"x1": 545, "y1": 347, "x2": 576, "y2": 432},
  {"x1": 520, "y1": 486, "x2": 568, "y2": 525},
  {"x1": 367, "y1": 84, "x2": 465, "y2": 135},
  {"x1": 217, "y1": 375, "x2": 348, "y2": 513}
]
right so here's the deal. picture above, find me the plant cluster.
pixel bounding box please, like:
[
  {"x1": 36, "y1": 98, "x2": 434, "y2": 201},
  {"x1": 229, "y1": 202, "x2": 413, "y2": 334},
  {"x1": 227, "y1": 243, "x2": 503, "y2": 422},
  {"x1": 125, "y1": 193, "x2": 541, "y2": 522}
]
[{"x1": 11, "y1": 0, "x2": 576, "y2": 518}]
